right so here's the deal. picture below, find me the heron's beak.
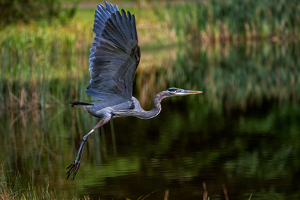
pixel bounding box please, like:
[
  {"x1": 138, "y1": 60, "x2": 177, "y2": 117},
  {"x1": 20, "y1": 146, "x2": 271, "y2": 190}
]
[
  {"x1": 176, "y1": 90, "x2": 203, "y2": 96},
  {"x1": 182, "y1": 90, "x2": 203, "y2": 94}
]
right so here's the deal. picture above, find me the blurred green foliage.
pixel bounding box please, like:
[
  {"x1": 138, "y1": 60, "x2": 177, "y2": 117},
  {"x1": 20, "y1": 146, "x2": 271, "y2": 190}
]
[
  {"x1": 0, "y1": 0, "x2": 77, "y2": 27},
  {"x1": 169, "y1": 42, "x2": 300, "y2": 109},
  {"x1": 166, "y1": 0, "x2": 300, "y2": 41},
  {"x1": 0, "y1": 167, "x2": 90, "y2": 199},
  {"x1": 0, "y1": 30, "x2": 299, "y2": 109}
]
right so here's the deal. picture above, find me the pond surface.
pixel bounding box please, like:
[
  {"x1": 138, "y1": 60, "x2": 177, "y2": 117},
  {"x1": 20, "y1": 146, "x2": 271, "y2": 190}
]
[{"x1": 1, "y1": 41, "x2": 300, "y2": 199}]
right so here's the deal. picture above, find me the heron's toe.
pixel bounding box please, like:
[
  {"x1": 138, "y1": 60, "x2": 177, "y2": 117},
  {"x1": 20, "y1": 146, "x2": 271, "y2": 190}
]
[{"x1": 66, "y1": 161, "x2": 80, "y2": 180}]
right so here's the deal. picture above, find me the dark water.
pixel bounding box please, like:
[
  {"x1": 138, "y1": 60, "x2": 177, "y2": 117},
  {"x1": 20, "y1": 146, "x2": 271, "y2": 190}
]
[{"x1": 1, "y1": 41, "x2": 300, "y2": 199}]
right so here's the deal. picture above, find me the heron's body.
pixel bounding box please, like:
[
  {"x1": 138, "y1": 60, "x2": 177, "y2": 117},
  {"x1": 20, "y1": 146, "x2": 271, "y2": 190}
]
[
  {"x1": 66, "y1": 1, "x2": 202, "y2": 179},
  {"x1": 73, "y1": 93, "x2": 163, "y2": 120},
  {"x1": 73, "y1": 99, "x2": 135, "y2": 117}
]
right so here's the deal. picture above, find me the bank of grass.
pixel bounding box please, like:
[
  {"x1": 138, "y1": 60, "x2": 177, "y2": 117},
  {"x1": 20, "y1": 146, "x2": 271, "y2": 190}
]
[
  {"x1": 0, "y1": 1, "x2": 299, "y2": 109},
  {"x1": 0, "y1": 171, "x2": 245, "y2": 200},
  {"x1": 72, "y1": 0, "x2": 300, "y2": 43},
  {"x1": 0, "y1": 6, "x2": 173, "y2": 109},
  {"x1": 0, "y1": 169, "x2": 89, "y2": 200},
  {"x1": 0, "y1": 169, "x2": 164, "y2": 200},
  {"x1": 0, "y1": 169, "x2": 237, "y2": 200},
  {"x1": 167, "y1": 0, "x2": 299, "y2": 42}
]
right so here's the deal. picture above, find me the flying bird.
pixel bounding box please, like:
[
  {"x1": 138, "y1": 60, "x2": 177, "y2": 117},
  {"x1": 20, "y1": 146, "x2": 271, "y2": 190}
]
[{"x1": 66, "y1": 1, "x2": 202, "y2": 179}]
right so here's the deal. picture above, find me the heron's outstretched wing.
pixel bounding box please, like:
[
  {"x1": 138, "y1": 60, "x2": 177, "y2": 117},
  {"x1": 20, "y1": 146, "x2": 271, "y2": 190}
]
[{"x1": 87, "y1": 1, "x2": 141, "y2": 101}]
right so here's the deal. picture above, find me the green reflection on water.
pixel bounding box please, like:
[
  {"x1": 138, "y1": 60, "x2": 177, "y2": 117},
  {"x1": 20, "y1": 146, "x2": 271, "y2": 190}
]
[
  {"x1": 1, "y1": 41, "x2": 300, "y2": 199},
  {"x1": 1, "y1": 101, "x2": 300, "y2": 199}
]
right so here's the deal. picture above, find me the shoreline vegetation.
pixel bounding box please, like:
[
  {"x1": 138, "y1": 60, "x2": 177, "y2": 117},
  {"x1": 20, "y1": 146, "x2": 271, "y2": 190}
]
[
  {"x1": 0, "y1": 168, "x2": 248, "y2": 200},
  {"x1": 1, "y1": 0, "x2": 299, "y2": 110},
  {"x1": 0, "y1": 168, "x2": 85, "y2": 200}
]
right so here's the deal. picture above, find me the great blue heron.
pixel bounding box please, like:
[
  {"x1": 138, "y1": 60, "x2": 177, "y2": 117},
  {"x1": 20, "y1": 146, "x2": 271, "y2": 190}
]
[{"x1": 66, "y1": 1, "x2": 202, "y2": 179}]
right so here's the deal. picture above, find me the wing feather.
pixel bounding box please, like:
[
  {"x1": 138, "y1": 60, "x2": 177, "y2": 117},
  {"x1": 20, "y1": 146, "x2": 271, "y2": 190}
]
[
  {"x1": 115, "y1": 12, "x2": 129, "y2": 41},
  {"x1": 126, "y1": 11, "x2": 134, "y2": 39},
  {"x1": 105, "y1": 1, "x2": 112, "y2": 13},
  {"x1": 131, "y1": 15, "x2": 138, "y2": 42},
  {"x1": 87, "y1": 1, "x2": 141, "y2": 101},
  {"x1": 110, "y1": 14, "x2": 128, "y2": 45}
]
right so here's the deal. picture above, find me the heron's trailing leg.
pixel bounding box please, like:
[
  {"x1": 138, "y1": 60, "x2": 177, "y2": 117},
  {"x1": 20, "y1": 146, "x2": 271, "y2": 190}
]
[{"x1": 66, "y1": 116, "x2": 110, "y2": 179}]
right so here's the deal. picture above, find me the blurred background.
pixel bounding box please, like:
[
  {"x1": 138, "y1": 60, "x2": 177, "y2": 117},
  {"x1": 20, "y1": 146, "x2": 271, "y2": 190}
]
[{"x1": 0, "y1": 0, "x2": 300, "y2": 199}]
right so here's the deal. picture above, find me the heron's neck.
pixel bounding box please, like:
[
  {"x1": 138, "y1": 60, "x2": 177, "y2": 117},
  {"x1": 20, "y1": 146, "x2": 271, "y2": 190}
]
[{"x1": 136, "y1": 92, "x2": 166, "y2": 119}]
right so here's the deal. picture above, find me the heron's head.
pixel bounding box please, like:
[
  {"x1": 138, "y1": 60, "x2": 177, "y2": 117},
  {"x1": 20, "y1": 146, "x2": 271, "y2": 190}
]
[{"x1": 166, "y1": 88, "x2": 203, "y2": 96}]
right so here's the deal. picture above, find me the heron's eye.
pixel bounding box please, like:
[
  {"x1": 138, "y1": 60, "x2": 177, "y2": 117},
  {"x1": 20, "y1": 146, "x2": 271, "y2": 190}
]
[{"x1": 168, "y1": 88, "x2": 177, "y2": 92}]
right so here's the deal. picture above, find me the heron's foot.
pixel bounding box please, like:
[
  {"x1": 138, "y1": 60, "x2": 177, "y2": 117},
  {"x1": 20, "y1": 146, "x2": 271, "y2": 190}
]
[{"x1": 66, "y1": 161, "x2": 81, "y2": 180}]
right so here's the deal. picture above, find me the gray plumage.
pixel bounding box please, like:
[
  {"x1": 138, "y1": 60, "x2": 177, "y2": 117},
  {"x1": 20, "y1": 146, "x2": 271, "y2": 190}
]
[
  {"x1": 88, "y1": 2, "x2": 139, "y2": 101},
  {"x1": 66, "y1": 1, "x2": 202, "y2": 180}
]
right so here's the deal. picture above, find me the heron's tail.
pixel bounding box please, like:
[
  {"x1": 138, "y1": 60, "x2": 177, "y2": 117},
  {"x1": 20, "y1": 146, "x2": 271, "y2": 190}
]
[{"x1": 71, "y1": 101, "x2": 94, "y2": 110}]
